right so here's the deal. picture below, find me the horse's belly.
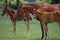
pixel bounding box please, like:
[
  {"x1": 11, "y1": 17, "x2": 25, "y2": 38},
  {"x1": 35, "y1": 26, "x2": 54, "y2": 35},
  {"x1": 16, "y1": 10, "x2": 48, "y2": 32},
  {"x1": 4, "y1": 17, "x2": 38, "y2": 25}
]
[
  {"x1": 47, "y1": 18, "x2": 55, "y2": 23},
  {"x1": 47, "y1": 15, "x2": 55, "y2": 23}
]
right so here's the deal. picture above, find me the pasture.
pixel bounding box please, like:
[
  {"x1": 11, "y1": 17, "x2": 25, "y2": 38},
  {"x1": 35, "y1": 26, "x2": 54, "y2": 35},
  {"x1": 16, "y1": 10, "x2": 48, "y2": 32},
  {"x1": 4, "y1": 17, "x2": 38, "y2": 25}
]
[{"x1": 0, "y1": 10, "x2": 60, "y2": 40}]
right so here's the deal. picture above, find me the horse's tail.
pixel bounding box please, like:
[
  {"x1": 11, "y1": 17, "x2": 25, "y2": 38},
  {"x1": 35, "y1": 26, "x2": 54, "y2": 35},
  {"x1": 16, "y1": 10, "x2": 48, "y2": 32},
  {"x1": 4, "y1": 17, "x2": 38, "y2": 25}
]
[
  {"x1": 29, "y1": 13, "x2": 36, "y2": 20},
  {"x1": 30, "y1": 16, "x2": 32, "y2": 20}
]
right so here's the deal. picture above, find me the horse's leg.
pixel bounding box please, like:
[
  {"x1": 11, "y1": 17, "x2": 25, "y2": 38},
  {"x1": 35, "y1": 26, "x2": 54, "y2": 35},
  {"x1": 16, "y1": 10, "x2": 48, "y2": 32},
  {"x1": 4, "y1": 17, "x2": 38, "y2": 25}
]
[
  {"x1": 11, "y1": 19, "x2": 16, "y2": 39},
  {"x1": 41, "y1": 22, "x2": 49, "y2": 40},
  {"x1": 25, "y1": 13, "x2": 30, "y2": 40},
  {"x1": 45, "y1": 24, "x2": 50, "y2": 40},
  {"x1": 13, "y1": 21, "x2": 16, "y2": 38},
  {"x1": 40, "y1": 22, "x2": 44, "y2": 39},
  {"x1": 25, "y1": 20, "x2": 30, "y2": 40}
]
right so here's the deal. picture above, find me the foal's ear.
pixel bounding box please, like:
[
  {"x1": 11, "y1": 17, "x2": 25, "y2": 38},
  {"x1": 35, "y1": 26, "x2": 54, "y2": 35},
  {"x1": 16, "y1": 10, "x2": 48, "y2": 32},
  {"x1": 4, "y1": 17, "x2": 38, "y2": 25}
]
[
  {"x1": 5, "y1": 6, "x2": 8, "y2": 8},
  {"x1": 19, "y1": 4, "x2": 22, "y2": 7}
]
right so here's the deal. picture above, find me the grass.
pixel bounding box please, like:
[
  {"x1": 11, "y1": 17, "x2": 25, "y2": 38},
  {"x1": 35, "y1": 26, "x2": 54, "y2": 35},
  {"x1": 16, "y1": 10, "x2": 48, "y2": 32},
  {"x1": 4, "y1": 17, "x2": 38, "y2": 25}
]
[{"x1": 0, "y1": 11, "x2": 60, "y2": 40}]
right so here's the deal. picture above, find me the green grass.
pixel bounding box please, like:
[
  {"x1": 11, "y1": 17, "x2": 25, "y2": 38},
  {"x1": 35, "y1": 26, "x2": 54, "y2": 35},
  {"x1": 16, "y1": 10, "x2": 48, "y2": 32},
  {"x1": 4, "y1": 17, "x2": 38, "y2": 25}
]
[{"x1": 0, "y1": 11, "x2": 60, "y2": 40}]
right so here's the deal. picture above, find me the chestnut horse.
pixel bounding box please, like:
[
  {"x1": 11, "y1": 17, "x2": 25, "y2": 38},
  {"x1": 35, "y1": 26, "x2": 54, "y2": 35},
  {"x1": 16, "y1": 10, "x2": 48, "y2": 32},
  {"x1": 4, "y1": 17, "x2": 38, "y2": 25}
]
[
  {"x1": 2, "y1": 6, "x2": 31, "y2": 39},
  {"x1": 17, "y1": 3, "x2": 60, "y2": 40},
  {"x1": 33, "y1": 9, "x2": 60, "y2": 40},
  {"x1": 38, "y1": 2, "x2": 60, "y2": 12}
]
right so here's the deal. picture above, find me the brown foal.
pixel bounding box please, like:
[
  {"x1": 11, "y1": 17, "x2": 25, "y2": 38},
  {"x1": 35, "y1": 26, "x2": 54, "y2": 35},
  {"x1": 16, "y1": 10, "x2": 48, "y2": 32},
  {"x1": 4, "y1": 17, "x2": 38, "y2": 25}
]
[{"x1": 2, "y1": 6, "x2": 31, "y2": 39}]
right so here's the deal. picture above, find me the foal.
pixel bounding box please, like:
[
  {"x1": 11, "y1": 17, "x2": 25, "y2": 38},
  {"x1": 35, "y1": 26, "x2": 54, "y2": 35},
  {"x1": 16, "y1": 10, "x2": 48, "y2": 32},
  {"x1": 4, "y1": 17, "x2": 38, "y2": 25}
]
[
  {"x1": 2, "y1": 6, "x2": 31, "y2": 39},
  {"x1": 33, "y1": 9, "x2": 60, "y2": 40}
]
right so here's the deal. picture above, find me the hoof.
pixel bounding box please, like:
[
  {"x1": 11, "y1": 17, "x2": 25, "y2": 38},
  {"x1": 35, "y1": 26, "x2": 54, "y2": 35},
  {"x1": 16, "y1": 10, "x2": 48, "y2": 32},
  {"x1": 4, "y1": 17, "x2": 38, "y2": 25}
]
[
  {"x1": 13, "y1": 34, "x2": 16, "y2": 39},
  {"x1": 41, "y1": 37, "x2": 46, "y2": 40}
]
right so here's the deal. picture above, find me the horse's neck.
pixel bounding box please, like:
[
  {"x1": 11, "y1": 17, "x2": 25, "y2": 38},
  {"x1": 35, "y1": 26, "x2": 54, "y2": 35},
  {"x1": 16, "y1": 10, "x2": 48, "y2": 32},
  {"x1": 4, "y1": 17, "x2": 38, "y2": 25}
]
[{"x1": 7, "y1": 9, "x2": 13, "y2": 17}]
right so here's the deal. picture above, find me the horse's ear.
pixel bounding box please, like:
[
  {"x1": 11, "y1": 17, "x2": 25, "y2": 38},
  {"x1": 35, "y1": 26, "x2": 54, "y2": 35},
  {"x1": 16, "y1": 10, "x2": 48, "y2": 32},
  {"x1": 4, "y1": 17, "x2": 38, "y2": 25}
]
[
  {"x1": 5, "y1": 5, "x2": 8, "y2": 8},
  {"x1": 19, "y1": 4, "x2": 22, "y2": 7},
  {"x1": 17, "y1": 4, "x2": 22, "y2": 9}
]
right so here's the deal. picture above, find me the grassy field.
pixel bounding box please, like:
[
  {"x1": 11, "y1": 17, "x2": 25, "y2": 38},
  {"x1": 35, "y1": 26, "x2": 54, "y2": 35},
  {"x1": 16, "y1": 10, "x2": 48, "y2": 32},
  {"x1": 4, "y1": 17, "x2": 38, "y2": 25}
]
[{"x1": 0, "y1": 11, "x2": 60, "y2": 40}]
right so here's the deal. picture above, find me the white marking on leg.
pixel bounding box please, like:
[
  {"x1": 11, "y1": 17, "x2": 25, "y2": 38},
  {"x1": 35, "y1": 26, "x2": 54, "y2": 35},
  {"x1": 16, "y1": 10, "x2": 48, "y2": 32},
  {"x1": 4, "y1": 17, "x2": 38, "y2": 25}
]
[
  {"x1": 44, "y1": 31, "x2": 46, "y2": 40},
  {"x1": 47, "y1": 32, "x2": 50, "y2": 39},
  {"x1": 27, "y1": 30, "x2": 30, "y2": 40},
  {"x1": 29, "y1": 13, "x2": 36, "y2": 19},
  {"x1": 42, "y1": 31, "x2": 46, "y2": 40},
  {"x1": 26, "y1": 21, "x2": 30, "y2": 40},
  {"x1": 42, "y1": 37, "x2": 46, "y2": 40},
  {"x1": 14, "y1": 32, "x2": 16, "y2": 39}
]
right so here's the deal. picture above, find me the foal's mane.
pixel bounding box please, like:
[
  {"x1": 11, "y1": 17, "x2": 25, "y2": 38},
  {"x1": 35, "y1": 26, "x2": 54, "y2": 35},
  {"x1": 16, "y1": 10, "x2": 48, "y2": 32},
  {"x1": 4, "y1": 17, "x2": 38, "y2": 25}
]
[
  {"x1": 4, "y1": 6, "x2": 15, "y2": 14},
  {"x1": 8, "y1": 7, "x2": 15, "y2": 14}
]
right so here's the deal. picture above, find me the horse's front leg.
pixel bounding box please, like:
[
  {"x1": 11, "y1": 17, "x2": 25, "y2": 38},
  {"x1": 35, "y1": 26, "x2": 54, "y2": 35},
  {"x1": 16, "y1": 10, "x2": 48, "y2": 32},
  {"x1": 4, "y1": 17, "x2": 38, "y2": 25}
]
[
  {"x1": 25, "y1": 20, "x2": 30, "y2": 40},
  {"x1": 11, "y1": 19, "x2": 16, "y2": 39},
  {"x1": 40, "y1": 22, "x2": 45, "y2": 39},
  {"x1": 41, "y1": 22, "x2": 49, "y2": 40}
]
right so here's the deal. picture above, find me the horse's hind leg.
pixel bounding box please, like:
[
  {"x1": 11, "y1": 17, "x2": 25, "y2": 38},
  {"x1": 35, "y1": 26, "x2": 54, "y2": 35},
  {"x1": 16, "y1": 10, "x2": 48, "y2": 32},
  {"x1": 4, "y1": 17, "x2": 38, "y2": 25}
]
[{"x1": 44, "y1": 25, "x2": 50, "y2": 40}]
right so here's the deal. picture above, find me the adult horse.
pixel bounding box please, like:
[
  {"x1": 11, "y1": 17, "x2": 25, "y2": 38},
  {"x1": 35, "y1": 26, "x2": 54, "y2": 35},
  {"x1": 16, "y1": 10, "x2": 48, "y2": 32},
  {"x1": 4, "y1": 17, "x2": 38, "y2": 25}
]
[
  {"x1": 17, "y1": 3, "x2": 47, "y2": 40},
  {"x1": 38, "y1": 2, "x2": 60, "y2": 12},
  {"x1": 17, "y1": 3, "x2": 60, "y2": 40},
  {"x1": 2, "y1": 6, "x2": 31, "y2": 39}
]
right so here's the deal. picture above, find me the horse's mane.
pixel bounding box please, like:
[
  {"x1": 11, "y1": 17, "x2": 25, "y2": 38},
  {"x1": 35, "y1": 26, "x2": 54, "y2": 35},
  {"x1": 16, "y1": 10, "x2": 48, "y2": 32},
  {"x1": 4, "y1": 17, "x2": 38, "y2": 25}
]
[{"x1": 7, "y1": 6, "x2": 15, "y2": 14}]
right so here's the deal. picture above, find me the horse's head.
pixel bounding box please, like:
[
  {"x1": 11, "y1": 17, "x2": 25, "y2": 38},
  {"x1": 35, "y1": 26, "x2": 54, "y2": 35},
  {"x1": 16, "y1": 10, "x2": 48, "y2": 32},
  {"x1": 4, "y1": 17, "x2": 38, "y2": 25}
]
[
  {"x1": 2, "y1": 6, "x2": 11, "y2": 16},
  {"x1": 17, "y1": 5, "x2": 24, "y2": 16},
  {"x1": 2, "y1": 6, "x2": 8, "y2": 16}
]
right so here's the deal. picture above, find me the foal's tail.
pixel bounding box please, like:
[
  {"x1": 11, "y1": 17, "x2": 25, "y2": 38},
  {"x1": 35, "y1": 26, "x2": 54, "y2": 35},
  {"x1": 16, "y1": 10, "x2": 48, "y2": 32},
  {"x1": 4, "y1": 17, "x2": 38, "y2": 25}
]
[
  {"x1": 29, "y1": 13, "x2": 36, "y2": 20},
  {"x1": 30, "y1": 16, "x2": 32, "y2": 20}
]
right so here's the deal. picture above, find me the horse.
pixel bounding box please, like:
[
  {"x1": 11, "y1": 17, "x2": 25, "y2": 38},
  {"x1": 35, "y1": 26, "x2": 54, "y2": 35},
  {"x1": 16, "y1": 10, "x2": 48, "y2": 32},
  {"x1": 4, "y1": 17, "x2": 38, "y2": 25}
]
[
  {"x1": 32, "y1": 8, "x2": 60, "y2": 40},
  {"x1": 2, "y1": 6, "x2": 31, "y2": 39},
  {"x1": 17, "y1": 3, "x2": 60, "y2": 40}
]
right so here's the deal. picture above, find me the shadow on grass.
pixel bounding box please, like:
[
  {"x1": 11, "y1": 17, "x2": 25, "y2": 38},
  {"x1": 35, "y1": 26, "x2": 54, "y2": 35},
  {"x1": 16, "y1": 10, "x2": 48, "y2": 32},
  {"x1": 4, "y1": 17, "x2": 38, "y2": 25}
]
[
  {"x1": 0, "y1": 36, "x2": 26, "y2": 39},
  {"x1": 0, "y1": 36, "x2": 60, "y2": 40},
  {"x1": 31, "y1": 39, "x2": 60, "y2": 40}
]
